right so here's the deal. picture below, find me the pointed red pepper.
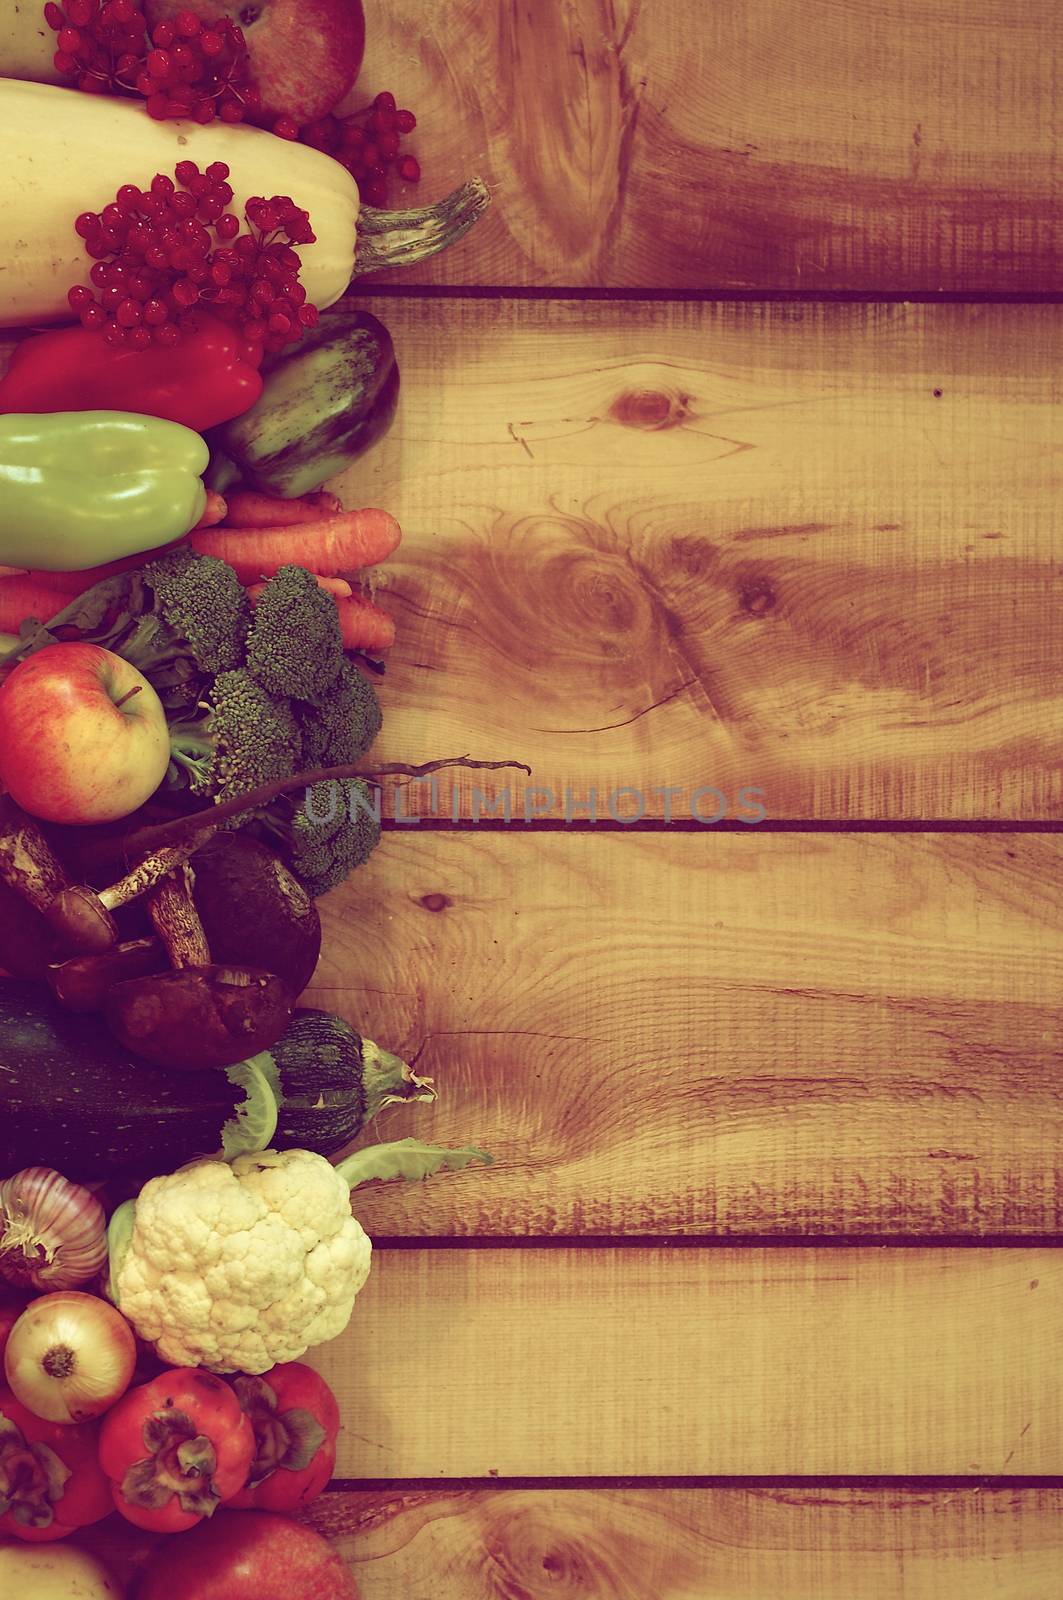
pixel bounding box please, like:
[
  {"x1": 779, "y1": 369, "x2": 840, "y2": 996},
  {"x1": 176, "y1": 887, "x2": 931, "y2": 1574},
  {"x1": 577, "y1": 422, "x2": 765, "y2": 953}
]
[{"x1": 0, "y1": 313, "x2": 264, "y2": 433}]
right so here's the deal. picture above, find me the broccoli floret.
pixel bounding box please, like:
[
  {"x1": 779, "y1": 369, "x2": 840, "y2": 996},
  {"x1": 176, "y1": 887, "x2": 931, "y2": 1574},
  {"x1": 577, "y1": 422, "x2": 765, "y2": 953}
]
[
  {"x1": 256, "y1": 778, "x2": 380, "y2": 898},
  {"x1": 5, "y1": 552, "x2": 250, "y2": 712},
  {"x1": 168, "y1": 668, "x2": 302, "y2": 809},
  {"x1": 141, "y1": 548, "x2": 251, "y2": 674},
  {"x1": 296, "y1": 659, "x2": 382, "y2": 768},
  {"x1": 244, "y1": 565, "x2": 345, "y2": 703}
]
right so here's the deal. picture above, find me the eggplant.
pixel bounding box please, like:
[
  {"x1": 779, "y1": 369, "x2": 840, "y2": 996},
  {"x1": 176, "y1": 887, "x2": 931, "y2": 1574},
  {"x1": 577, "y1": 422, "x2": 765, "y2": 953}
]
[
  {"x1": 205, "y1": 307, "x2": 399, "y2": 498},
  {"x1": 0, "y1": 983, "x2": 423, "y2": 1180}
]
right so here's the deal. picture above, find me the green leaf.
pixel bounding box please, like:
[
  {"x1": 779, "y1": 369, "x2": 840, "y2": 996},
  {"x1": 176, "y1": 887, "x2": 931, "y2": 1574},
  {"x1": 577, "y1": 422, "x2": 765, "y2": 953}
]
[
  {"x1": 33, "y1": 1441, "x2": 72, "y2": 1505},
  {"x1": 122, "y1": 1457, "x2": 174, "y2": 1511},
  {"x1": 221, "y1": 1055, "x2": 279, "y2": 1159},
  {"x1": 106, "y1": 1198, "x2": 137, "y2": 1306},
  {"x1": 143, "y1": 1408, "x2": 197, "y2": 1453},
  {"x1": 336, "y1": 1138, "x2": 493, "y2": 1191},
  {"x1": 278, "y1": 1406, "x2": 327, "y2": 1472},
  {"x1": 232, "y1": 1375, "x2": 278, "y2": 1416}
]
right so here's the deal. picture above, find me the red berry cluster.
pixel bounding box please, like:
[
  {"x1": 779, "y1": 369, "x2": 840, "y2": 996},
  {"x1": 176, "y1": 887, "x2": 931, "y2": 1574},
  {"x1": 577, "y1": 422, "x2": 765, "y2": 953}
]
[
  {"x1": 283, "y1": 92, "x2": 421, "y2": 207},
  {"x1": 67, "y1": 161, "x2": 319, "y2": 354},
  {"x1": 45, "y1": 1, "x2": 258, "y2": 124}
]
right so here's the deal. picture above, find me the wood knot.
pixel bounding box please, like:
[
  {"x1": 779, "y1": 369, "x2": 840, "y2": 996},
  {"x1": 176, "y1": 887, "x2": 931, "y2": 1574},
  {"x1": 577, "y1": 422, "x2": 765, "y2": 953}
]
[
  {"x1": 418, "y1": 893, "x2": 451, "y2": 913},
  {"x1": 668, "y1": 534, "x2": 718, "y2": 576},
  {"x1": 739, "y1": 580, "x2": 776, "y2": 616},
  {"x1": 609, "y1": 387, "x2": 690, "y2": 431}
]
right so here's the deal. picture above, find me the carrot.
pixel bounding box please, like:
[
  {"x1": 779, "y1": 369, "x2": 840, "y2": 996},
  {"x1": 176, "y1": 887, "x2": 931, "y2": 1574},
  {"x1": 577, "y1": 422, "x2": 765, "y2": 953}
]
[
  {"x1": 0, "y1": 576, "x2": 70, "y2": 632},
  {"x1": 192, "y1": 489, "x2": 228, "y2": 529},
  {"x1": 189, "y1": 510, "x2": 401, "y2": 581},
  {"x1": 334, "y1": 594, "x2": 396, "y2": 653},
  {"x1": 222, "y1": 489, "x2": 343, "y2": 528},
  {"x1": 246, "y1": 575, "x2": 353, "y2": 601},
  {"x1": 25, "y1": 538, "x2": 189, "y2": 595}
]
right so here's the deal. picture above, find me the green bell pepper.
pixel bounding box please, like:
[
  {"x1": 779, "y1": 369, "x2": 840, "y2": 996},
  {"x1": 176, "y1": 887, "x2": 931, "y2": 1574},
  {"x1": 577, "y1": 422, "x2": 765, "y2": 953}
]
[{"x1": 0, "y1": 410, "x2": 208, "y2": 572}]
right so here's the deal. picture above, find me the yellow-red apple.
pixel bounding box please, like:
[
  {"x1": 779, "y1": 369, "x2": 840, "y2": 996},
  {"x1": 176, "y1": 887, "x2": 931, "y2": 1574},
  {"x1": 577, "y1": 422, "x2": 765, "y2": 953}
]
[{"x1": 0, "y1": 644, "x2": 171, "y2": 824}]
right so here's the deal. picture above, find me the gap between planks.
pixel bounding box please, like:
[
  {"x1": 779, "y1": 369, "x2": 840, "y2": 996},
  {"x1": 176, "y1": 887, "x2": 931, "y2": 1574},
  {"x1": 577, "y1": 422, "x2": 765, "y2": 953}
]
[
  {"x1": 353, "y1": 286, "x2": 1063, "y2": 304},
  {"x1": 378, "y1": 820, "x2": 1063, "y2": 833}
]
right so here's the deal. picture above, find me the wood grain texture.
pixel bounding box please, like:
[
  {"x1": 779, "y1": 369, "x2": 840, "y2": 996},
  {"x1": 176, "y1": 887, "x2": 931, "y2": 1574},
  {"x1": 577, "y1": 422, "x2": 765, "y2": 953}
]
[
  {"x1": 307, "y1": 1247, "x2": 1063, "y2": 1476},
  {"x1": 351, "y1": 0, "x2": 1063, "y2": 290},
  {"x1": 309, "y1": 1488, "x2": 1063, "y2": 1600},
  {"x1": 74, "y1": 1487, "x2": 1063, "y2": 1598},
  {"x1": 309, "y1": 831, "x2": 1063, "y2": 1238},
  {"x1": 331, "y1": 298, "x2": 1063, "y2": 820}
]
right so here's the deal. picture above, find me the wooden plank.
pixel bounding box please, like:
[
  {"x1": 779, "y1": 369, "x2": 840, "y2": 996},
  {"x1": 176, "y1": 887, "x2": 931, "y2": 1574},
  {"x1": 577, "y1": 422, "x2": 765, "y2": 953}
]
[
  {"x1": 352, "y1": 0, "x2": 1063, "y2": 290},
  {"x1": 311, "y1": 1488, "x2": 1063, "y2": 1600},
  {"x1": 331, "y1": 298, "x2": 1063, "y2": 820},
  {"x1": 73, "y1": 1487, "x2": 1063, "y2": 1598},
  {"x1": 308, "y1": 1248, "x2": 1063, "y2": 1476},
  {"x1": 309, "y1": 831, "x2": 1063, "y2": 1238}
]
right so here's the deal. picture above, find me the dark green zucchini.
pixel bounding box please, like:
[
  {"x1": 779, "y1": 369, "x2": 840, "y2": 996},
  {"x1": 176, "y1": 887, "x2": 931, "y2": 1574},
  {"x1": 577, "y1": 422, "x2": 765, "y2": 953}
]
[
  {"x1": 205, "y1": 308, "x2": 399, "y2": 499},
  {"x1": 0, "y1": 984, "x2": 400, "y2": 1181}
]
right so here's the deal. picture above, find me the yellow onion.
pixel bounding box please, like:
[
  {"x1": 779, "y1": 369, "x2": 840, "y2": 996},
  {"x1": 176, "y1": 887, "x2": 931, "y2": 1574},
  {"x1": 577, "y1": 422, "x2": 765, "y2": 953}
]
[
  {"x1": 4, "y1": 1290, "x2": 136, "y2": 1422},
  {"x1": 0, "y1": 1166, "x2": 107, "y2": 1291}
]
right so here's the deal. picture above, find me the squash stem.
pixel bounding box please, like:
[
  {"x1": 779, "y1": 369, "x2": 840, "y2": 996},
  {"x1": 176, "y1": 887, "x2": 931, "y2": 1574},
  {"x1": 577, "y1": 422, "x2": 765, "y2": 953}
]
[
  {"x1": 362, "y1": 1040, "x2": 436, "y2": 1123},
  {"x1": 352, "y1": 178, "x2": 492, "y2": 279}
]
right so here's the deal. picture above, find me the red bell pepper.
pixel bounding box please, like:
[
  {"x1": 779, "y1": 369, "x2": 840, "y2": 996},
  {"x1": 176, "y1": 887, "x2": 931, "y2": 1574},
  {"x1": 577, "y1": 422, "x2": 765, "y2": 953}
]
[
  {"x1": 227, "y1": 1363, "x2": 340, "y2": 1512},
  {"x1": 0, "y1": 313, "x2": 264, "y2": 433},
  {"x1": 0, "y1": 1388, "x2": 112, "y2": 1542},
  {"x1": 98, "y1": 1368, "x2": 255, "y2": 1533}
]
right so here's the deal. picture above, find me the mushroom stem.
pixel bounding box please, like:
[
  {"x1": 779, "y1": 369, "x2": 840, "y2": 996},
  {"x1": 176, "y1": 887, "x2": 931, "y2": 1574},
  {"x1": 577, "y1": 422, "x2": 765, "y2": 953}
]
[
  {"x1": 146, "y1": 867, "x2": 211, "y2": 970},
  {"x1": 104, "y1": 868, "x2": 292, "y2": 1071},
  {"x1": 45, "y1": 830, "x2": 215, "y2": 956},
  {"x1": 0, "y1": 801, "x2": 68, "y2": 913},
  {"x1": 102, "y1": 839, "x2": 211, "y2": 914}
]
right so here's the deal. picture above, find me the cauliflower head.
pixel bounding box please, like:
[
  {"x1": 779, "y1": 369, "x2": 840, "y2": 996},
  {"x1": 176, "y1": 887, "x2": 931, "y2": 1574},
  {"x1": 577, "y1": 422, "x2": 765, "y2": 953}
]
[{"x1": 114, "y1": 1149, "x2": 372, "y2": 1374}]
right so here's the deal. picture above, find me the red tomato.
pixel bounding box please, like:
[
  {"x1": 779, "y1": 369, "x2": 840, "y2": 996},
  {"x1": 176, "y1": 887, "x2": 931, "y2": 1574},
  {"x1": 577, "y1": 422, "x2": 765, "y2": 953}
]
[
  {"x1": 98, "y1": 1368, "x2": 254, "y2": 1533},
  {"x1": 136, "y1": 1509, "x2": 359, "y2": 1599},
  {"x1": 227, "y1": 1363, "x2": 340, "y2": 1512},
  {"x1": 0, "y1": 1291, "x2": 31, "y2": 1368},
  {"x1": 0, "y1": 1387, "x2": 112, "y2": 1542}
]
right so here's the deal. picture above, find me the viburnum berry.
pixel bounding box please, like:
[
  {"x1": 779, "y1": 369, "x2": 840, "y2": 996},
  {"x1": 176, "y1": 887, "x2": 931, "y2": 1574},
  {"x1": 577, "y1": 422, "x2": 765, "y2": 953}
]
[
  {"x1": 64, "y1": 160, "x2": 320, "y2": 355},
  {"x1": 45, "y1": 1, "x2": 256, "y2": 123},
  {"x1": 296, "y1": 87, "x2": 422, "y2": 203}
]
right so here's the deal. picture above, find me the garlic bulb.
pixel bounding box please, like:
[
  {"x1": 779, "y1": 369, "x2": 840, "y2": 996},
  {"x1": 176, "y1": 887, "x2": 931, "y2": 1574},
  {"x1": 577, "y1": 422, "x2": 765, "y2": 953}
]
[{"x1": 0, "y1": 1167, "x2": 108, "y2": 1291}]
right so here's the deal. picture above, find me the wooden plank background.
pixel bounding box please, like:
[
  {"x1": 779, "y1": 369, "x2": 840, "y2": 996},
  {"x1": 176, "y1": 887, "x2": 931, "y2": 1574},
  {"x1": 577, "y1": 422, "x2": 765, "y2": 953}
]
[
  {"x1": 77, "y1": 1487, "x2": 1063, "y2": 1599},
  {"x1": 349, "y1": 0, "x2": 1063, "y2": 290},
  {"x1": 0, "y1": 0, "x2": 1055, "y2": 1591},
  {"x1": 310, "y1": 832, "x2": 1063, "y2": 1238},
  {"x1": 347, "y1": 299, "x2": 1063, "y2": 819},
  {"x1": 306, "y1": 1247, "x2": 1063, "y2": 1476}
]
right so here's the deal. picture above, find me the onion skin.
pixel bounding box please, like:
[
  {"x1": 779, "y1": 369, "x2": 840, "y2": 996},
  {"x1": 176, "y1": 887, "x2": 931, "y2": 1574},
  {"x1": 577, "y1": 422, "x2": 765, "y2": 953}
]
[
  {"x1": 0, "y1": 1167, "x2": 108, "y2": 1291},
  {"x1": 4, "y1": 1291, "x2": 136, "y2": 1423}
]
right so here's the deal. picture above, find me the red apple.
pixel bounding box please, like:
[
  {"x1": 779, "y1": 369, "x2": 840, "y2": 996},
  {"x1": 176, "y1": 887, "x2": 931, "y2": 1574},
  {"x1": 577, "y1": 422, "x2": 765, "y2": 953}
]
[
  {"x1": 144, "y1": 0, "x2": 366, "y2": 124},
  {"x1": 0, "y1": 644, "x2": 171, "y2": 825},
  {"x1": 136, "y1": 1510, "x2": 360, "y2": 1600}
]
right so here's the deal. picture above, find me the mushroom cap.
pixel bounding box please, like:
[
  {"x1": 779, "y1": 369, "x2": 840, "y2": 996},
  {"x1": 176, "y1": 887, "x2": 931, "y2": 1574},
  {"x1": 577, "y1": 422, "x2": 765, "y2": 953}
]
[
  {"x1": 45, "y1": 885, "x2": 119, "y2": 955},
  {"x1": 103, "y1": 965, "x2": 293, "y2": 1071}
]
